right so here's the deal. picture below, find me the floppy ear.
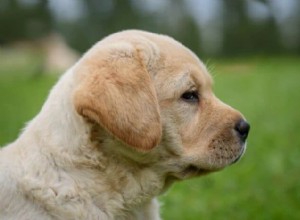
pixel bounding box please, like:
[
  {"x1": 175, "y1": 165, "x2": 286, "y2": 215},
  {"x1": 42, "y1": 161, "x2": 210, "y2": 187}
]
[{"x1": 73, "y1": 41, "x2": 162, "y2": 151}]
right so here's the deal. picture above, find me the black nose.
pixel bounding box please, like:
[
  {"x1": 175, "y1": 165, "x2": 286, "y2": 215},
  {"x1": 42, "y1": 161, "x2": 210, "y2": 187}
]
[{"x1": 234, "y1": 119, "x2": 250, "y2": 142}]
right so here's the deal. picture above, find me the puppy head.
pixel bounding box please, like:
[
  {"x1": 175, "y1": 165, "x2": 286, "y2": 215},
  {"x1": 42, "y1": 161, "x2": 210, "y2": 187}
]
[{"x1": 73, "y1": 30, "x2": 250, "y2": 177}]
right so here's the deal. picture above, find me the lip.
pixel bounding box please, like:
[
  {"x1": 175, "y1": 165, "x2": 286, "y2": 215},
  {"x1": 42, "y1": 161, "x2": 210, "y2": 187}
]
[
  {"x1": 174, "y1": 165, "x2": 212, "y2": 179},
  {"x1": 231, "y1": 144, "x2": 247, "y2": 164}
]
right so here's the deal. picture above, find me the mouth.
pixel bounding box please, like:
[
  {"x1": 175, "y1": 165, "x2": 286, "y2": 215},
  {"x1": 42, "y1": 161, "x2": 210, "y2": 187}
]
[
  {"x1": 174, "y1": 146, "x2": 247, "y2": 179},
  {"x1": 167, "y1": 142, "x2": 247, "y2": 180},
  {"x1": 173, "y1": 165, "x2": 214, "y2": 180}
]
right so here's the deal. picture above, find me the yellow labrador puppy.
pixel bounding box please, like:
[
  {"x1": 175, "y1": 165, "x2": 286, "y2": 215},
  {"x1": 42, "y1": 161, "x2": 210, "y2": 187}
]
[{"x1": 0, "y1": 30, "x2": 250, "y2": 220}]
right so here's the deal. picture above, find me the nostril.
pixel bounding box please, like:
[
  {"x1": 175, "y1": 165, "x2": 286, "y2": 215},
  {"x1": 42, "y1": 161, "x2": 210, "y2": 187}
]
[{"x1": 234, "y1": 119, "x2": 250, "y2": 141}]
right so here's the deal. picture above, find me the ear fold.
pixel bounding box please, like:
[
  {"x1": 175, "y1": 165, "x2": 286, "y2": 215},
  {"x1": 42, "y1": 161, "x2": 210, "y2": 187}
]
[{"x1": 73, "y1": 41, "x2": 162, "y2": 151}]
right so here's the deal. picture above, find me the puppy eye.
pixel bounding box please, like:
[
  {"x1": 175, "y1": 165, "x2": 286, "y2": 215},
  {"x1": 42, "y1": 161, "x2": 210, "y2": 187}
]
[{"x1": 181, "y1": 91, "x2": 199, "y2": 103}]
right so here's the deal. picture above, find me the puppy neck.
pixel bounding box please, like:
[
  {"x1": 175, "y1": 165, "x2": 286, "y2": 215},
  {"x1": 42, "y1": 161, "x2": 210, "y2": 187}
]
[{"x1": 18, "y1": 69, "x2": 91, "y2": 155}]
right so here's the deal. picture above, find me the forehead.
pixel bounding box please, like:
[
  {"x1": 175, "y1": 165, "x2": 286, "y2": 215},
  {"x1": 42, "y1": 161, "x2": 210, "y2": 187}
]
[
  {"x1": 153, "y1": 37, "x2": 213, "y2": 93},
  {"x1": 157, "y1": 35, "x2": 211, "y2": 79}
]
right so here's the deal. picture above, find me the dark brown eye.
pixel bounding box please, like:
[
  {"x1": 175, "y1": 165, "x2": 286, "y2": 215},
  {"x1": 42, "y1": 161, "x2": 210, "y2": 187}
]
[{"x1": 181, "y1": 91, "x2": 199, "y2": 103}]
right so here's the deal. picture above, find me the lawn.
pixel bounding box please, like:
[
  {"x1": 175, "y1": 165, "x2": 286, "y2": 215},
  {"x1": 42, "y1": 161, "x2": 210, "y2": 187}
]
[{"x1": 1, "y1": 55, "x2": 300, "y2": 219}]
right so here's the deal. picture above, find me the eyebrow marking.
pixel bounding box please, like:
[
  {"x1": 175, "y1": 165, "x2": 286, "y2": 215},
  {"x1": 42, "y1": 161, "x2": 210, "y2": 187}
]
[
  {"x1": 162, "y1": 72, "x2": 189, "y2": 90},
  {"x1": 190, "y1": 67, "x2": 213, "y2": 91}
]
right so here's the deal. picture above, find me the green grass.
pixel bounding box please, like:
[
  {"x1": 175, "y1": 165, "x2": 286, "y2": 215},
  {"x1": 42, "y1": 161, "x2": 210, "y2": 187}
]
[{"x1": 1, "y1": 56, "x2": 300, "y2": 219}]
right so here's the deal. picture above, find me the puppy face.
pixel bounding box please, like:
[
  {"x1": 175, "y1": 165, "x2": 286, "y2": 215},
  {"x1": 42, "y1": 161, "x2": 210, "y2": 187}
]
[
  {"x1": 152, "y1": 36, "x2": 249, "y2": 174},
  {"x1": 73, "y1": 30, "x2": 249, "y2": 180}
]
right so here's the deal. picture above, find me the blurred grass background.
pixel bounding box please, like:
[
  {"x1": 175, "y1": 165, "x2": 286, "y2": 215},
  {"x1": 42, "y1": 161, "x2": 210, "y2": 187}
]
[
  {"x1": 1, "y1": 55, "x2": 299, "y2": 219},
  {"x1": 1, "y1": 0, "x2": 300, "y2": 219}
]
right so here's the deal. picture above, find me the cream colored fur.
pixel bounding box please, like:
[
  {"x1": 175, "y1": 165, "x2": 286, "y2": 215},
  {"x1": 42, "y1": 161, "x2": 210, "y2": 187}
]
[{"x1": 0, "y1": 30, "x2": 248, "y2": 220}]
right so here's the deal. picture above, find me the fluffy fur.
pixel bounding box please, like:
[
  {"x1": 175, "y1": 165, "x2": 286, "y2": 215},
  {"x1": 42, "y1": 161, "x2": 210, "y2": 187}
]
[{"x1": 0, "y1": 30, "x2": 249, "y2": 220}]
